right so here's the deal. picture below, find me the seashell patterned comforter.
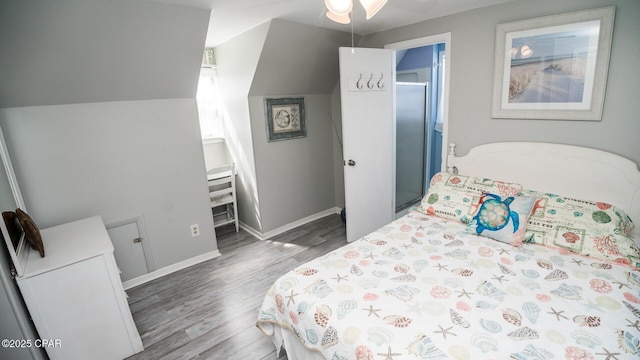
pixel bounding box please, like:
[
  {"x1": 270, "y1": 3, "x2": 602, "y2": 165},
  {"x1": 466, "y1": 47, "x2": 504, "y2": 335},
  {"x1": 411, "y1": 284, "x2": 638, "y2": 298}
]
[{"x1": 256, "y1": 211, "x2": 640, "y2": 359}]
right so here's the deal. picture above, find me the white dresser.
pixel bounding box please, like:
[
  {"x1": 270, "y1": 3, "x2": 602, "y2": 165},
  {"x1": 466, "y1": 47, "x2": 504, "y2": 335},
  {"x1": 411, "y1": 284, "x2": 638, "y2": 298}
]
[{"x1": 16, "y1": 216, "x2": 143, "y2": 360}]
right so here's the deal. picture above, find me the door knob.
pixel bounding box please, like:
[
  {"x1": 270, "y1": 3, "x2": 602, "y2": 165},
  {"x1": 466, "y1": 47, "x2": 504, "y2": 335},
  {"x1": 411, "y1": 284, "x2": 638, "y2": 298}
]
[{"x1": 347, "y1": 160, "x2": 356, "y2": 166}]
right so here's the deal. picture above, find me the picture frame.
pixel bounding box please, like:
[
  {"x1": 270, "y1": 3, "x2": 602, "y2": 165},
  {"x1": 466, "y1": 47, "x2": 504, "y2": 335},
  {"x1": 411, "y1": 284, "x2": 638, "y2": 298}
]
[
  {"x1": 491, "y1": 7, "x2": 615, "y2": 120},
  {"x1": 265, "y1": 97, "x2": 306, "y2": 141}
]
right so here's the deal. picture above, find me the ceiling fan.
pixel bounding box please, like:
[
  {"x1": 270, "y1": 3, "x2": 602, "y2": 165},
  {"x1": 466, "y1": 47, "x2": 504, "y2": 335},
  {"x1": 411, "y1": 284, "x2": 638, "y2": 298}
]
[{"x1": 325, "y1": 0, "x2": 388, "y2": 24}]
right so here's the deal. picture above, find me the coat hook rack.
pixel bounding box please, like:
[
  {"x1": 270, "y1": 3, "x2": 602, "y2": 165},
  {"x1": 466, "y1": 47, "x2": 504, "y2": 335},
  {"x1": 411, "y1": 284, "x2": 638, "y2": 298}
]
[{"x1": 348, "y1": 71, "x2": 386, "y2": 92}]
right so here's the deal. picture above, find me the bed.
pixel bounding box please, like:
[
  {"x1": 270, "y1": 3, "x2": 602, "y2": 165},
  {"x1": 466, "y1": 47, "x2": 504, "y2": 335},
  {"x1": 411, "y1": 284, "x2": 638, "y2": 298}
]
[{"x1": 256, "y1": 142, "x2": 640, "y2": 359}]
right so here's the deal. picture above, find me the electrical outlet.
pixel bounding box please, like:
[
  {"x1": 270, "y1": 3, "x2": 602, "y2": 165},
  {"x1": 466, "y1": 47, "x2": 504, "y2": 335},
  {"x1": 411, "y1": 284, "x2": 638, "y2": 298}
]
[{"x1": 190, "y1": 224, "x2": 200, "y2": 237}]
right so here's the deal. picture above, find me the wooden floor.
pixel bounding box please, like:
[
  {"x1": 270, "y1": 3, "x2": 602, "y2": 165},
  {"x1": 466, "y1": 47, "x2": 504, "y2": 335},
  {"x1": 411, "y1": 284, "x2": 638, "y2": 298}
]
[{"x1": 125, "y1": 214, "x2": 346, "y2": 360}]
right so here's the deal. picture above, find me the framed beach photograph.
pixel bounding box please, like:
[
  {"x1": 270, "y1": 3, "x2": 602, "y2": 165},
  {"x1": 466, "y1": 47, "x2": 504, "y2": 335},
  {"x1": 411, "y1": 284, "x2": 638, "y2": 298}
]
[
  {"x1": 491, "y1": 7, "x2": 615, "y2": 120},
  {"x1": 265, "y1": 97, "x2": 306, "y2": 141}
]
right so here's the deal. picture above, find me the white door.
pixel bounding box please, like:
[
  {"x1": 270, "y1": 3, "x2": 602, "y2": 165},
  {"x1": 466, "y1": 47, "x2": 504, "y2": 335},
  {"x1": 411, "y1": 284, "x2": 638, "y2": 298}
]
[
  {"x1": 108, "y1": 222, "x2": 149, "y2": 282},
  {"x1": 339, "y1": 47, "x2": 395, "y2": 242}
]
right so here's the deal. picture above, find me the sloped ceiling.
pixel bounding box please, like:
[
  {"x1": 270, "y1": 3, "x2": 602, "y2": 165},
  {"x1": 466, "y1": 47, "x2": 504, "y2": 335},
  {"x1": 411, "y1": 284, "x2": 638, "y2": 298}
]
[
  {"x1": 148, "y1": 0, "x2": 524, "y2": 47},
  {"x1": 249, "y1": 19, "x2": 353, "y2": 96},
  {"x1": 0, "y1": 0, "x2": 210, "y2": 108}
]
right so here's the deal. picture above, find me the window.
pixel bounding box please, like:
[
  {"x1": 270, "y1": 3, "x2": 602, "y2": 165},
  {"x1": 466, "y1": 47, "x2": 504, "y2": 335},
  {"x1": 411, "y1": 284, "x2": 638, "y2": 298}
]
[{"x1": 196, "y1": 69, "x2": 224, "y2": 140}]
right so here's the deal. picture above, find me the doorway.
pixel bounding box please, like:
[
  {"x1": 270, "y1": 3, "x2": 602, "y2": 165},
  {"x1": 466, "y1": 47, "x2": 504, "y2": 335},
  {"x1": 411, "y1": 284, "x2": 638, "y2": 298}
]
[{"x1": 386, "y1": 34, "x2": 450, "y2": 215}]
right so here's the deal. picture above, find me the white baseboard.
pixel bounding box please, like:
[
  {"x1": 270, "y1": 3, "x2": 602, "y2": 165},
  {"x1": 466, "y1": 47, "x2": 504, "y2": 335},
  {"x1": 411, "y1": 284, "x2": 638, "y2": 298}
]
[
  {"x1": 240, "y1": 207, "x2": 342, "y2": 240},
  {"x1": 238, "y1": 222, "x2": 264, "y2": 240},
  {"x1": 123, "y1": 208, "x2": 342, "y2": 289},
  {"x1": 122, "y1": 250, "x2": 221, "y2": 290}
]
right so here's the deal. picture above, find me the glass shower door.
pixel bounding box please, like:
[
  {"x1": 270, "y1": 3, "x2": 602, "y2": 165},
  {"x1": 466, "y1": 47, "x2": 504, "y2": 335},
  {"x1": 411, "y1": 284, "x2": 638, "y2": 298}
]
[{"x1": 395, "y1": 82, "x2": 428, "y2": 211}]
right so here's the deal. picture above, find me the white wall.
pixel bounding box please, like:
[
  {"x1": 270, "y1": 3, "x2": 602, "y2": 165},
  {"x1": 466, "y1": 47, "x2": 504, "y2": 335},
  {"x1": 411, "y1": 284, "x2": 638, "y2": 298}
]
[
  {"x1": 217, "y1": 19, "x2": 352, "y2": 234},
  {"x1": 359, "y1": 0, "x2": 640, "y2": 167},
  {"x1": 0, "y1": 99, "x2": 217, "y2": 268},
  {"x1": 214, "y1": 22, "x2": 270, "y2": 232},
  {"x1": 202, "y1": 141, "x2": 232, "y2": 170},
  {"x1": 249, "y1": 94, "x2": 337, "y2": 233},
  {"x1": 0, "y1": 0, "x2": 209, "y2": 108},
  {"x1": 0, "y1": 0, "x2": 215, "y2": 270},
  {"x1": 215, "y1": 19, "x2": 351, "y2": 234},
  {"x1": 249, "y1": 19, "x2": 351, "y2": 96}
]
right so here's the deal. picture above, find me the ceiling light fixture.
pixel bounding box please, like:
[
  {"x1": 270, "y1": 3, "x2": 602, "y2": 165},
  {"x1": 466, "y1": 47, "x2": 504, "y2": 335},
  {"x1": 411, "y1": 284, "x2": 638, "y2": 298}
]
[
  {"x1": 509, "y1": 45, "x2": 534, "y2": 59},
  {"x1": 326, "y1": 10, "x2": 351, "y2": 24},
  {"x1": 325, "y1": 0, "x2": 352, "y2": 16},
  {"x1": 520, "y1": 45, "x2": 533, "y2": 59},
  {"x1": 359, "y1": 0, "x2": 388, "y2": 19},
  {"x1": 325, "y1": 0, "x2": 388, "y2": 24}
]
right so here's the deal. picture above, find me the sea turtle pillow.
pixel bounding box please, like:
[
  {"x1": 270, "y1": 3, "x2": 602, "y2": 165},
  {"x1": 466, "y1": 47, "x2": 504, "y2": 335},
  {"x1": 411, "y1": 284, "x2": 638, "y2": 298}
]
[
  {"x1": 417, "y1": 172, "x2": 524, "y2": 224},
  {"x1": 522, "y1": 190, "x2": 640, "y2": 267},
  {"x1": 465, "y1": 193, "x2": 537, "y2": 246}
]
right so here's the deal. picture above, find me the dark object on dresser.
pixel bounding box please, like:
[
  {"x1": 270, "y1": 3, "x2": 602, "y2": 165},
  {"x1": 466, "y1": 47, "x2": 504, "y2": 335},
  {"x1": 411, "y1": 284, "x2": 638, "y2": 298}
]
[{"x1": 15, "y1": 208, "x2": 45, "y2": 258}]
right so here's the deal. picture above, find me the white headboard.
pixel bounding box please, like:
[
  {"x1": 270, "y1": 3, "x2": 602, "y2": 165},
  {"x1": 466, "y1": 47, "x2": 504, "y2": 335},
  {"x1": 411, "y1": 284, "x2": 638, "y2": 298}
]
[{"x1": 446, "y1": 142, "x2": 640, "y2": 235}]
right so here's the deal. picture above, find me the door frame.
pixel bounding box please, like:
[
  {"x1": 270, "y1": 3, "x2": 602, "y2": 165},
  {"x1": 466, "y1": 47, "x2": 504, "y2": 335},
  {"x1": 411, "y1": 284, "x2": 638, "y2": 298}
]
[{"x1": 384, "y1": 33, "x2": 451, "y2": 179}]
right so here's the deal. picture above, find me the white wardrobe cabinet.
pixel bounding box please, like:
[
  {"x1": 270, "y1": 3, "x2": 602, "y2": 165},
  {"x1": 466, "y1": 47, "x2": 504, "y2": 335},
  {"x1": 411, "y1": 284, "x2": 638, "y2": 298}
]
[{"x1": 16, "y1": 216, "x2": 143, "y2": 360}]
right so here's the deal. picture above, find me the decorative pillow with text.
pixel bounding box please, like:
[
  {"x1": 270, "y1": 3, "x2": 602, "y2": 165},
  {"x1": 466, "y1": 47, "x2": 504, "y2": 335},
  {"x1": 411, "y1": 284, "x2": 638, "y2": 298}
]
[
  {"x1": 522, "y1": 191, "x2": 639, "y2": 267},
  {"x1": 417, "y1": 172, "x2": 524, "y2": 225}
]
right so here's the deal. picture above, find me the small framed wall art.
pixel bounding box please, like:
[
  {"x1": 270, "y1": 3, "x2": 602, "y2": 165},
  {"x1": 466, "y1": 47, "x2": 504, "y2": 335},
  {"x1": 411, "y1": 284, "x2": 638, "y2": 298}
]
[{"x1": 265, "y1": 97, "x2": 306, "y2": 141}]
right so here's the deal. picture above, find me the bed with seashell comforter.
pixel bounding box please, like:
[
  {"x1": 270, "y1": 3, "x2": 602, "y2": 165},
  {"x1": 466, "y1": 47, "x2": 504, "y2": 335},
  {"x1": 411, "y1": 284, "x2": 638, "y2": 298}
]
[{"x1": 256, "y1": 142, "x2": 640, "y2": 359}]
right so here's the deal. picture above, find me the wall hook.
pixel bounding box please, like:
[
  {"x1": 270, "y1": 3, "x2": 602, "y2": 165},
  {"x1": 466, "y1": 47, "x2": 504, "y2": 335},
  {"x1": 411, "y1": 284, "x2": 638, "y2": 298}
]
[
  {"x1": 367, "y1": 73, "x2": 374, "y2": 89},
  {"x1": 377, "y1": 72, "x2": 384, "y2": 89},
  {"x1": 356, "y1": 73, "x2": 363, "y2": 89}
]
